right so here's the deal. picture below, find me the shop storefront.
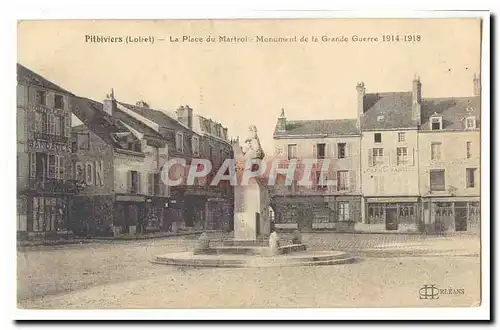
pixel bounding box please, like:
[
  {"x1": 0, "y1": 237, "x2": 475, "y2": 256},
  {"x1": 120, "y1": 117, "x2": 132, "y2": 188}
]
[
  {"x1": 364, "y1": 197, "x2": 420, "y2": 232},
  {"x1": 421, "y1": 197, "x2": 480, "y2": 233}
]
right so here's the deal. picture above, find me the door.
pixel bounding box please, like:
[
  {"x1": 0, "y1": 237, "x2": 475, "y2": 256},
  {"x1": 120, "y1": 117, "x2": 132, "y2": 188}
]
[
  {"x1": 255, "y1": 212, "x2": 260, "y2": 236},
  {"x1": 454, "y1": 202, "x2": 468, "y2": 232},
  {"x1": 386, "y1": 208, "x2": 398, "y2": 230}
]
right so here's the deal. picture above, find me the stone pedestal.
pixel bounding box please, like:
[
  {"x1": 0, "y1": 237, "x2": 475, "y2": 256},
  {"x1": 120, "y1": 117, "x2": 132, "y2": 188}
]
[{"x1": 234, "y1": 180, "x2": 270, "y2": 240}]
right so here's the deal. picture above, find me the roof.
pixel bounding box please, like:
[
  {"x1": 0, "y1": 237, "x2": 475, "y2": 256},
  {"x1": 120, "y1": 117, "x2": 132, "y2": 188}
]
[
  {"x1": 274, "y1": 118, "x2": 359, "y2": 137},
  {"x1": 361, "y1": 92, "x2": 418, "y2": 130},
  {"x1": 420, "y1": 96, "x2": 480, "y2": 131},
  {"x1": 17, "y1": 63, "x2": 73, "y2": 95},
  {"x1": 118, "y1": 102, "x2": 184, "y2": 131},
  {"x1": 72, "y1": 97, "x2": 131, "y2": 149},
  {"x1": 113, "y1": 106, "x2": 165, "y2": 140}
]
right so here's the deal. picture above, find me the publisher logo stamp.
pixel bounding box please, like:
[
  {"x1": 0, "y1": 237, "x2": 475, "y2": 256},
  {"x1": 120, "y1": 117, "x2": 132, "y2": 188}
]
[{"x1": 419, "y1": 285, "x2": 465, "y2": 300}]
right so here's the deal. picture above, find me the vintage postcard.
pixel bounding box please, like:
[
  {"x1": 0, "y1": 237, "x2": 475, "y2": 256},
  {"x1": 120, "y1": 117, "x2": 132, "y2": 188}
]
[{"x1": 15, "y1": 15, "x2": 489, "y2": 318}]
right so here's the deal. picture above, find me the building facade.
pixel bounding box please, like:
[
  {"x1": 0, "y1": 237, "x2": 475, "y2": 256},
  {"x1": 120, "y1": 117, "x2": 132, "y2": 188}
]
[
  {"x1": 17, "y1": 64, "x2": 77, "y2": 239},
  {"x1": 118, "y1": 101, "x2": 234, "y2": 231},
  {"x1": 417, "y1": 78, "x2": 481, "y2": 233},
  {"x1": 71, "y1": 94, "x2": 170, "y2": 237},
  {"x1": 270, "y1": 75, "x2": 482, "y2": 233},
  {"x1": 357, "y1": 80, "x2": 421, "y2": 232},
  {"x1": 271, "y1": 109, "x2": 362, "y2": 232}
]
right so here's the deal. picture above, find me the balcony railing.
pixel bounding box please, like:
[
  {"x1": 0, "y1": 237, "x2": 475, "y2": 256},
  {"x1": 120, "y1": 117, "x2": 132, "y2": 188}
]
[
  {"x1": 33, "y1": 132, "x2": 69, "y2": 144},
  {"x1": 29, "y1": 178, "x2": 83, "y2": 194}
]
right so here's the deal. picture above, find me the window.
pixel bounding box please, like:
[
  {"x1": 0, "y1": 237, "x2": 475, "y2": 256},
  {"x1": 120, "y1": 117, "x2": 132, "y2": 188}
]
[
  {"x1": 315, "y1": 171, "x2": 327, "y2": 190},
  {"x1": 466, "y1": 168, "x2": 477, "y2": 188},
  {"x1": 148, "y1": 173, "x2": 161, "y2": 195},
  {"x1": 35, "y1": 90, "x2": 46, "y2": 106},
  {"x1": 466, "y1": 142, "x2": 472, "y2": 159},
  {"x1": 397, "y1": 147, "x2": 408, "y2": 166},
  {"x1": 430, "y1": 169, "x2": 445, "y2": 191},
  {"x1": 54, "y1": 95, "x2": 64, "y2": 109},
  {"x1": 130, "y1": 170, "x2": 139, "y2": 194},
  {"x1": 337, "y1": 143, "x2": 346, "y2": 159},
  {"x1": 57, "y1": 156, "x2": 65, "y2": 180},
  {"x1": 374, "y1": 133, "x2": 382, "y2": 143},
  {"x1": 287, "y1": 144, "x2": 297, "y2": 160},
  {"x1": 47, "y1": 155, "x2": 56, "y2": 179},
  {"x1": 465, "y1": 116, "x2": 476, "y2": 129},
  {"x1": 372, "y1": 148, "x2": 384, "y2": 166},
  {"x1": 316, "y1": 143, "x2": 326, "y2": 159},
  {"x1": 431, "y1": 142, "x2": 441, "y2": 161},
  {"x1": 34, "y1": 111, "x2": 46, "y2": 133},
  {"x1": 431, "y1": 117, "x2": 442, "y2": 130},
  {"x1": 337, "y1": 170, "x2": 349, "y2": 191},
  {"x1": 398, "y1": 132, "x2": 406, "y2": 142},
  {"x1": 54, "y1": 115, "x2": 61, "y2": 136},
  {"x1": 134, "y1": 142, "x2": 141, "y2": 152},
  {"x1": 376, "y1": 115, "x2": 385, "y2": 122},
  {"x1": 175, "y1": 132, "x2": 184, "y2": 152},
  {"x1": 337, "y1": 202, "x2": 350, "y2": 222},
  {"x1": 47, "y1": 113, "x2": 56, "y2": 135},
  {"x1": 192, "y1": 136, "x2": 200, "y2": 156}
]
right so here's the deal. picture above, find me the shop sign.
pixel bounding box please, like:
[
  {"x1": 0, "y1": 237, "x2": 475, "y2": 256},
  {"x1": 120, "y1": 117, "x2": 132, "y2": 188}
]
[{"x1": 28, "y1": 140, "x2": 71, "y2": 153}]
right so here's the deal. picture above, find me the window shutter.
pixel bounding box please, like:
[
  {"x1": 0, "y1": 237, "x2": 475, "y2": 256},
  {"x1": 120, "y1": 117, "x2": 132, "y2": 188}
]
[
  {"x1": 331, "y1": 143, "x2": 336, "y2": 159},
  {"x1": 29, "y1": 152, "x2": 36, "y2": 178},
  {"x1": 411, "y1": 148, "x2": 415, "y2": 166},
  {"x1": 59, "y1": 156, "x2": 65, "y2": 180},
  {"x1": 137, "y1": 172, "x2": 142, "y2": 194},
  {"x1": 324, "y1": 144, "x2": 329, "y2": 159},
  {"x1": 349, "y1": 170, "x2": 357, "y2": 192},
  {"x1": 64, "y1": 116, "x2": 71, "y2": 138},
  {"x1": 313, "y1": 144, "x2": 317, "y2": 158},
  {"x1": 368, "y1": 148, "x2": 373, "y2": 167},
  {"x1": 147, "y1": 173, "x2": 153, "y2": 195},
  {"x1": 346, "y1": 143, "x2": 352, "y2": 159},
  {"x1": 127, "y1": 171, "x2": 132, "y2": 193}
]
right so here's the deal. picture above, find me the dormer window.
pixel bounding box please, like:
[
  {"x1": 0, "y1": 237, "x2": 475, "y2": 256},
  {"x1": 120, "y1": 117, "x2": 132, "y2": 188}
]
[
  {"x1": 465, "y1": 116, "x2": 476, "y2": 129},
  {"x1": 430, "y1": 113, "x2": 443, "y2": 131},
  {"x1": 377, "y1": 115, "x2": 385, "y2": 122}
]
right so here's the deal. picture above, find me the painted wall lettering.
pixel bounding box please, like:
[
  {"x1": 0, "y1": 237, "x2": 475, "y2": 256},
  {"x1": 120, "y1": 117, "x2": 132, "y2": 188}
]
[{"x1": 74, "y1": 160, "x2": 105, "y2": 186}]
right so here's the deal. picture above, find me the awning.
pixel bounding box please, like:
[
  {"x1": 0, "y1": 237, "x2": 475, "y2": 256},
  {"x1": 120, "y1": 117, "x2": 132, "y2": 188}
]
[
  {"x1": 421, "y1": 196, "x2": 480, "y2": 202},
  {"x1": 365, "y1": 197, "x2": 419, "y2": 203},
  {"x1": 115, "y1": 195, "x2": 146, "y2": 202}
]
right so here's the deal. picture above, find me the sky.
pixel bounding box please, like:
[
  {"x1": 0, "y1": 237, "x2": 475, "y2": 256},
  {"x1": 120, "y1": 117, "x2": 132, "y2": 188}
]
[{"x1": 18, "y1": 18, "x2": 481, "y2": 153}]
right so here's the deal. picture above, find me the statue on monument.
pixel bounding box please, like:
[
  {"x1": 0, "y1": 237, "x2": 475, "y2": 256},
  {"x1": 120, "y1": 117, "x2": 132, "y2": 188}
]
[{"x1": 242, "y1": 125, "x2": 265, "y2": 160}]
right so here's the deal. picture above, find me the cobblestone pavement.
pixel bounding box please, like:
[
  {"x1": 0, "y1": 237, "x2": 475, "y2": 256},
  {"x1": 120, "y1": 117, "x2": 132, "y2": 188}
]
[
  {"x1": 19, "y1": 257, "x2": 480, "y2": 309},
  {"x1": 17, "y1": 233, "x2": 480, "y2": 307}
]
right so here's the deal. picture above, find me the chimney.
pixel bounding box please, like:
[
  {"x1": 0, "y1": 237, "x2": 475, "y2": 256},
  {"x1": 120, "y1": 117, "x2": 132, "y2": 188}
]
[
  {"x1": 177, "y1": 105, "x2": 193, "y2": 129},
  {"x1": 356, "y1": 82, "x2": 365, "y2": 129},
  {"x1": 412, "y1": 75, "x2": 422, "y2": 125},
  {"x1": 276, "y1": 108, "x2": 286, "y2": 133},
  {"x1": 136, "y1": 100, "x2": 149, "y2": 108},
  {"x1": 103, "y1": 88, "x2": 116, "y2": 117},
  {"x1": 473, "y1": 73, "x2": 481, "y2": 96},
  {"x1": 412, "y1": 75, "x2": 422, "y2": 104}
]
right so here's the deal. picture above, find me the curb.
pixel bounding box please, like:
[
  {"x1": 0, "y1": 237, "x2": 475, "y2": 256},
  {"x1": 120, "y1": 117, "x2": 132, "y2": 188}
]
[{"x1": 17, "y1": 230, "x2": 222, "y2": 248}]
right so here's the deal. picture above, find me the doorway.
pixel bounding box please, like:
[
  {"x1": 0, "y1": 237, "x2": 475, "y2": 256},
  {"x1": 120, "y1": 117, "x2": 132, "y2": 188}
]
[
  {"x1": 386, "y1": 208, "x2": 398, "y2": 230},
  {"x1": 454, "y1": 202, "x2": 468, "y2": 231}
]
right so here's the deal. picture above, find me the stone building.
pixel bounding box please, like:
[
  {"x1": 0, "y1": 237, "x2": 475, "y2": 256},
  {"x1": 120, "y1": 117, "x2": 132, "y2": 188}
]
[
  {"x1": 357, "y1": 79, "x2": 421, "y2": 232},
  {"x1": 71, "y1": 93, "x2": 169, "y2": 236},
  {"x1": 118, "y1": 102, "x2": 234, "y2": 231},
  {"x1": 17, "y1": 64, "x2": 77, "y2": 239},
  {"x1": 271, "y1": 109, "x2": 362, "y2": 232},
  {"x1": 271, "y1": 75, "x2": 481, "y2": 234},
  {"x1": 417, "y1": 75, "x2": 481, "y2": 233}
]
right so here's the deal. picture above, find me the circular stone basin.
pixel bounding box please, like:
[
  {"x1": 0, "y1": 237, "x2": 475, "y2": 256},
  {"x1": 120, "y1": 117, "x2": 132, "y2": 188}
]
[{"x1": 151, "y1": 251, "x2": 355, "y2": 268}]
